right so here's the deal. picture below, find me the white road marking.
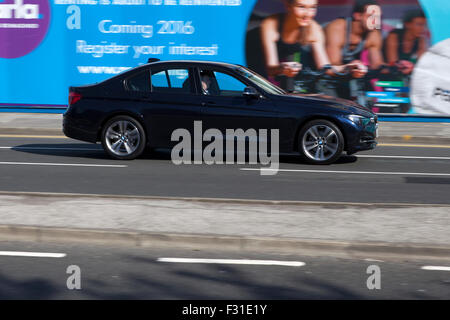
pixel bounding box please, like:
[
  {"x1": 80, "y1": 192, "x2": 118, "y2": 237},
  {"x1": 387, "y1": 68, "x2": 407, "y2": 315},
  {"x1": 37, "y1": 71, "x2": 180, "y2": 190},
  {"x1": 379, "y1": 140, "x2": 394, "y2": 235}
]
[
  {"x1": 0, "y1": 146, "x2": 102, "y2": 151},
  {"x1": 157, "y1": 258, "x2": 305, "y2": 267},
  {"x1": 0, "y1": 134, "x2": 67, "y2": 139},
  {"x1": 421, "y1": 266, "x2": 450, "y2": 272},
  {"x1": 379, "y1": 143, "x2": 450, "y2": 149},
  {"x1": 358, "y1": 155, "x2": 450, "y2": 160},
  {"x1": 0, "y1": 161, "x2": 126, "y2": 168},
  {"x1": 364, "y1": 258, "x2": 385, "y2": 263},
  {"x1": 241, "y1": 168, "x2": 450, "y2": 177},
  {"x1": 0, "y1": 251, "x2": 66, "y2": 258}
]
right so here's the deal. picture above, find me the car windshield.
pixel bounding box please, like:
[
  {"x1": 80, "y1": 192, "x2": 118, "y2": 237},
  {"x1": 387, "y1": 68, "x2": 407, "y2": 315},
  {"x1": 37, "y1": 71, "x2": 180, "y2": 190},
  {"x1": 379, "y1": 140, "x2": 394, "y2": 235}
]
[{"x1": 234, "y1": 66, "x2": 286, "y2": 95}]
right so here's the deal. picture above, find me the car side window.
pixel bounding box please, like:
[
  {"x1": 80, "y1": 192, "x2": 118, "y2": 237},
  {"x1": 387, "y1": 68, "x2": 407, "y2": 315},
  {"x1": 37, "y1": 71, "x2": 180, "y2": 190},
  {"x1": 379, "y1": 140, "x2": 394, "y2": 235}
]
[
  {"x1": 214, "y1": 72, "x2": 247, "y2": 96},
  {"x1": 199, "y1": 69, "x2": 247, "y2": 97},
  {"x1": 150, "y1": 68, "x2": 192, "y2": 94},
  {"x1": 151, "y1": 70, "x2": 169, "y2": 88},
  {"x1": 126, "y1": 71, "x2": 151, "y2": 92}
]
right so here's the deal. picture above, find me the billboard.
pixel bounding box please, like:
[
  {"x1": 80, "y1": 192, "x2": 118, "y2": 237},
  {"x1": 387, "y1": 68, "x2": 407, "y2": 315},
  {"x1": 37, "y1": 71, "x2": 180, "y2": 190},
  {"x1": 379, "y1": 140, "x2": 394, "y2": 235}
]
[{"x1": 0, "y1": 0, "x2": 449, "y2": 115}]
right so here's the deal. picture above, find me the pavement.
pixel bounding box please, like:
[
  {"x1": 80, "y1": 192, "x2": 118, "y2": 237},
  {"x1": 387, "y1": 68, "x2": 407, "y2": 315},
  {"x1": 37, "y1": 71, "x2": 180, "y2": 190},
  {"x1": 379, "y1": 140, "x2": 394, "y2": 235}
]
[
  {"x1": 1, "y1": 113, "x2": 450, "y2": 143},
  {"x1": 0, "y1": 113, "x2": 449, "y2": 261}
]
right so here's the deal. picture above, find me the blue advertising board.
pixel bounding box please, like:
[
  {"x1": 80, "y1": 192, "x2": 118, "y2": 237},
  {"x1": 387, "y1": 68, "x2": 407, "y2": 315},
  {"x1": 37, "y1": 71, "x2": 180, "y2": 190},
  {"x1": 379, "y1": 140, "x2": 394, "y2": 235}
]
[
  {"x1": 0, "y1": 0, "x2": 253, "y2": 105},
  {"x1": 0, "y1": 0, "x2": 450, "y2": 115}
]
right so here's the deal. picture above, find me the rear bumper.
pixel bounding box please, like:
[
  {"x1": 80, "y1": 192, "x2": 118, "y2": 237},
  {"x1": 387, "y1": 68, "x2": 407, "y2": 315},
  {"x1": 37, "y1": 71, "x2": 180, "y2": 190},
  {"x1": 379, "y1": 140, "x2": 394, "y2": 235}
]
[{"x1": 63, "y1": 114, "x2": 98, "y2": 143}]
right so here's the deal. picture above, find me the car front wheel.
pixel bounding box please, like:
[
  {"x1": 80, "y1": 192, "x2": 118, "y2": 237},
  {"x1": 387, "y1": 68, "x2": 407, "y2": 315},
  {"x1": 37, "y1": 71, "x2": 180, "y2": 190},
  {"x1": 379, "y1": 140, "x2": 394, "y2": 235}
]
[
  {"x1": 101, "y1": 115, "x2": 146, "y2": 160},
  {"x1": 298, "y1": 119, "x2": 344, "y2": 164}
]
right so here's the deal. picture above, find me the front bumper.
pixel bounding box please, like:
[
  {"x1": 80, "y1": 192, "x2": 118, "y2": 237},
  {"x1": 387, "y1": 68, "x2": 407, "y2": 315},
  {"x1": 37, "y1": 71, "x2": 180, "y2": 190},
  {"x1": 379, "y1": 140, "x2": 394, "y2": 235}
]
[
  {"x1": 347, "y1": 139, "x2": 378, "y2": 155},
  {"x1": 343, "y1": 116, "x2": 378, "y2": 155}
]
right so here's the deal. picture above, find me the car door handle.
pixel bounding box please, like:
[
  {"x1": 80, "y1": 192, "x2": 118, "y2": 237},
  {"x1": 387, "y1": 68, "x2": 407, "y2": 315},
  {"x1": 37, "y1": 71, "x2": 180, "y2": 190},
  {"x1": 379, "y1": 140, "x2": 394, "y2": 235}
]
[{"x1": 202, "y1": 101, "x2": 216, "y2": 107}]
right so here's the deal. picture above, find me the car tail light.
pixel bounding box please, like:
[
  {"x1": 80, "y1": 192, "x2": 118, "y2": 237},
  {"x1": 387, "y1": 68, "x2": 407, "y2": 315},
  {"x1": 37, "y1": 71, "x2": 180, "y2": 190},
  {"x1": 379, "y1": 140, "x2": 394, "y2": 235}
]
[{"x1": 69, "y1": 92, "x2": 82, "y2": 105}]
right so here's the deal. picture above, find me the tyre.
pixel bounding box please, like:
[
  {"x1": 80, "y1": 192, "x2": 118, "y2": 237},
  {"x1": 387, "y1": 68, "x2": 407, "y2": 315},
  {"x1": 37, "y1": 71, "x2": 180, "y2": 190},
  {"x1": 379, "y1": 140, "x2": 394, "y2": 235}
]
[
  {"x1": 298, "y1": 119, "x2": 344, "y2": 164},
  {"x1": 101, "y1": 115, "x2": 146, "y2": 160}
]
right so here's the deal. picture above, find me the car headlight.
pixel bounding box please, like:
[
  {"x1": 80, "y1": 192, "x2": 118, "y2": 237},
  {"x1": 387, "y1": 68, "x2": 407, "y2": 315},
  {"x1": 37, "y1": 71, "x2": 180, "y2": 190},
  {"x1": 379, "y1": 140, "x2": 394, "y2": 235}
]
[
  {"x1": 346, "y1": 115, "x2": 371, "y2": 126},
  {"x1": 346, "y1": 115, "x2": 364, "y2": 126}
]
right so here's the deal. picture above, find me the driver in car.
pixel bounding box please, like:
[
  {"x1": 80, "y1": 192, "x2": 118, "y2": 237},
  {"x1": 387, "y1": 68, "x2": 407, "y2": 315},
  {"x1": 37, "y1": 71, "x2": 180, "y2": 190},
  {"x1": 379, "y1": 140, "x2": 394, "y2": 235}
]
[{"x1": 201, "y1": 73, "x2": 212, "y2": 95}]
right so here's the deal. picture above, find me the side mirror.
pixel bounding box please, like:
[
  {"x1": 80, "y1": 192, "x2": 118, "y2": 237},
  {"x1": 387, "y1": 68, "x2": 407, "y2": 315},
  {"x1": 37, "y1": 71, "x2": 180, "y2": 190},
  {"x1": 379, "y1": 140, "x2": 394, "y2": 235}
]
[{"x1": 243, "y1": 86, "x2": 260, "y2": 99}]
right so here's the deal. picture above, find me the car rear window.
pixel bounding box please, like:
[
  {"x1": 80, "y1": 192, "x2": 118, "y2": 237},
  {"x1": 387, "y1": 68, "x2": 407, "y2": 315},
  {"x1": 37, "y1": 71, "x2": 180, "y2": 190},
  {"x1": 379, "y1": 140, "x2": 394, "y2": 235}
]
[
  {"x1": 151, "y1": 68, "x2": 192, "y2": 94},
  {"x1": 126, "y1": 71, "x2": 151, "y2": 92}
]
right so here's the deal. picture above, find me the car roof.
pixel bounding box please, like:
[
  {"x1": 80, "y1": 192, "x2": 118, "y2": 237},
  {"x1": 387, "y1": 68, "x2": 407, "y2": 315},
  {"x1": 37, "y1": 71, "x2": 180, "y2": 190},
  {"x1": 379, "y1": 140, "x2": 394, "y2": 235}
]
[
  {"x1": 149, "y1": 60, "x2": 240, "y2": 67},
  {"x1": 129, "y1": 60, "x2": 243, "y2": 73}
]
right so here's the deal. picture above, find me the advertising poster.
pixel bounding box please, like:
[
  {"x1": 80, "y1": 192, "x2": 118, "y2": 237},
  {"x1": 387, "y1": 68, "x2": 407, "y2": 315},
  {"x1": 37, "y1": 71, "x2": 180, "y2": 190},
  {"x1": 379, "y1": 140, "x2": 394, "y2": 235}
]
[{"x1": 0, "y1": 0, "x2": 449, "y2": 115}]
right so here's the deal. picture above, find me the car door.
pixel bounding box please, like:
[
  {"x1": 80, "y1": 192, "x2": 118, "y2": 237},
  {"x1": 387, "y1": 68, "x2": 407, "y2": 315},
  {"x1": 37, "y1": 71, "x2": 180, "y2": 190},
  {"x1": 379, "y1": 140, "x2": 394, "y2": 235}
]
[
  {"x1": 196, "y1": 67, "x2": 280, "y2": 152},
  {"x1": 126, "y1": 65, "x2": 203, "y2": 148}
]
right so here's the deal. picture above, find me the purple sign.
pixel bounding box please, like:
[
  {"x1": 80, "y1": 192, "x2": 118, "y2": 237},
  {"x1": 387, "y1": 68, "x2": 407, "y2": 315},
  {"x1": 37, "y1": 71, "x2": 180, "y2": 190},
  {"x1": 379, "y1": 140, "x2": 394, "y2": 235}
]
[{"x1": 0, "y1": 0, "x2": 50, "y2": 59}]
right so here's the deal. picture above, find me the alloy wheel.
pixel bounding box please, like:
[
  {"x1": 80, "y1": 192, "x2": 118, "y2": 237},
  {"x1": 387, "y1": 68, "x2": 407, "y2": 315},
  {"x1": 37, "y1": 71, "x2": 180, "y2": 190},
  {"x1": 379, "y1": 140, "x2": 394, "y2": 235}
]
[
  {"x1": 302, "y1": 124, "x2": 339, "y2": 162},
  {"x1": 104, "y1": 120, "x2": 141, "y2": 157}
]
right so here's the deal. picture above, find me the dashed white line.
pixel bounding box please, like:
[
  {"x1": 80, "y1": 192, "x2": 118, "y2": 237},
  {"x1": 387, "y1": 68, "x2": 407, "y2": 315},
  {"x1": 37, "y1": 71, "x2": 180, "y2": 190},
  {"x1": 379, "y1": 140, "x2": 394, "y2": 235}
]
[
  {"x1": 0, "y1": 161, "x2": 126, "y2": 168},
  {"x1": 157, "y1": 258, "x2": 305, "y2": 267},
  {"x1": 241, "y1": 168, "x2": 450, "y2": 177},
  {"x1": 0, "y1": 135, "x2": 67, "y2": 139},
  {"x1": 0, "y1": 251, "x2": 66, "y2": 258},
  {"x1": 379, "y1": 143, "x2": 450, "y2": 149},
  {"x1": 0, "y1": 146, "x2": 102, "y2": 151},
  {"x1": 364, "y1": 258, "x2": 385, "y2": 263},
  {"x1": 421, "y1": 266, "x2": 450, "y2": 272},
  {"x1": 358, "y1": 155, "x2": 450, "y2": 160}
]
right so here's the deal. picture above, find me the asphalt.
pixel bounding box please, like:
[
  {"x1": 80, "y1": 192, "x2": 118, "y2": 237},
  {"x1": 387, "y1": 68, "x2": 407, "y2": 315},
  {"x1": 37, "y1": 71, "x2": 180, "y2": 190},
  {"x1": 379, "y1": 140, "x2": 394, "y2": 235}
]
[
  {"x1": 1, "y1": 241, "x2": 449, "y2": 299},
  {"x1": 1, "y1": 138, "x2": 450, "y2": 204},
  {"x1": 0, "y1": 113, "x2": 449, "y2": 260}
]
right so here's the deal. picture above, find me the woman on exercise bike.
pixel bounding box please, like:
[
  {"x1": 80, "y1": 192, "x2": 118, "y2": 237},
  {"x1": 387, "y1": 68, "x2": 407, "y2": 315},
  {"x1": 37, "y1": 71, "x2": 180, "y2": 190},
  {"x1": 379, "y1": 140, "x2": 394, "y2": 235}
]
[
  {"x1": 384, "y1": 8, "x2": 428, "y2": 75},
  {"x1": 260, "y1": 0, "x2": 367, "y2": 93}
]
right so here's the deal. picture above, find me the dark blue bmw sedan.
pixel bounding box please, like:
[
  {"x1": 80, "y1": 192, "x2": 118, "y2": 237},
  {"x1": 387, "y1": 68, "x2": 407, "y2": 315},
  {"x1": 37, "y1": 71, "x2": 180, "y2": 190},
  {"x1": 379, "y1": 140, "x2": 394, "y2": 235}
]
[{"x1": 63, "y1": 59, "x2": 377, "y2": 164}]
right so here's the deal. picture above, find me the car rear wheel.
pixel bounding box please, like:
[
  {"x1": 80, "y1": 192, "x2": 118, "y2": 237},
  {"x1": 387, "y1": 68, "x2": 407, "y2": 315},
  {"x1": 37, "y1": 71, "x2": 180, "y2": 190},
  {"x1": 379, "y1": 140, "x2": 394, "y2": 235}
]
[
  {"x1": 101, "y1": 115, "x2": 146, "y2": 160},
  {"x1": 298, "y1": 119, "x2": 344, "y2": 164}
]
